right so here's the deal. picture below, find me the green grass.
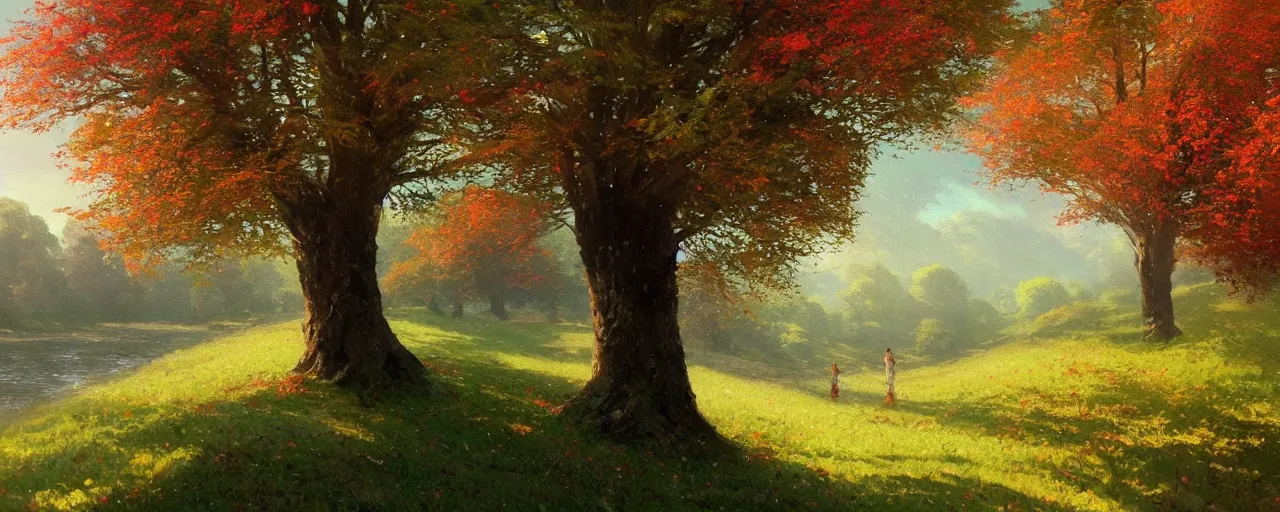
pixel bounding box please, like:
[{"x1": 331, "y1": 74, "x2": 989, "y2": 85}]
[{"x1": 2, "y1": 284, "x2": 1279, "y2": 511}]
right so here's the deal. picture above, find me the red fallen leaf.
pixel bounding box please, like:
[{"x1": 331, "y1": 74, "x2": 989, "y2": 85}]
[
  {"x1": 100, "y1": 496, "x2": 109, "y2": 504},
  {"x1": 1180, "y1": 476, "x2": 1189, "y2": 485},
  {"x1": 963, "y1": 492, "x2": 973, "y2": 500},
  {"x1": 288, "y1": 441, "x2": 296, "y2": 448},
  {"x1": 532, "y1": 399, "x2": 551, "y2": 408},
  {"x1": 1060, "y1": 470, "x2": 1078, "y2": 480},
  {"x1": 751, "y1": 431, "x2": 764, "y2": 440},
  {"x1": 124, "y1": 410, "x2": 133, "y2": 418}
]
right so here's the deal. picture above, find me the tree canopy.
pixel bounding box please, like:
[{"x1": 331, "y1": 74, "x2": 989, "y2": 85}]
[{"x1": 963, "y1": 0, "x2": 1280, "y2": 338}]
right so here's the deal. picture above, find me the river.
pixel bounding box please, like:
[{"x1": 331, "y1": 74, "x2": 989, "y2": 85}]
[{"x1": 0, "y1": 324, "x2": 212, "y2": 423}]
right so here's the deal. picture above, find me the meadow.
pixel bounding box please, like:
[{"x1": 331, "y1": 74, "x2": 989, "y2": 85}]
[{"x1": 1, "y1": 283, "x2": 1278, "y2": 511}]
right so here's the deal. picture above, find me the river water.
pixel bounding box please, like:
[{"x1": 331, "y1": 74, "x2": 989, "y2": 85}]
[{"x1": 0, "y1": 326, "x2": 210, "y2": 423}]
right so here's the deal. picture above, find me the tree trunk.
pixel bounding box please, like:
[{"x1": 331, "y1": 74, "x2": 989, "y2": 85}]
[
  {"x1": 487, "y1": 288, "x2": 508, "y2": 320},
  {"x1": 426, "y1": 296, "x2": 445, "y2": 315},
  {"x1": 559, "y1": 202, "x2": 722, "y2": 449},
  {"x1": 287, "y1": 202, "x2": 426, "y2": 392},
  {"x1": 450, "y1": 292, "x2": 464, "y2": 318},
  {"x1": 1133, "y1": 224, "x2": 1182, "y2": 340}
]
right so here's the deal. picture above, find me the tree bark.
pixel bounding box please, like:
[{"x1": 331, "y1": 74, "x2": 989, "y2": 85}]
[
  {"x1": 450, "y1": 292, "x2": 464, "y2": 318},
  {"x1": 286, "y1": 200, "x2": 426, "y2": 392},
  {"x1": 1132, "y1": 223, "x2": 1183, "y2": 340},
  {"x1": 486, "y1": 288, "x2": 508, "y2": 320},
  {"x1": 559, "y1": 200, "x2": 722, "y2": 449}
]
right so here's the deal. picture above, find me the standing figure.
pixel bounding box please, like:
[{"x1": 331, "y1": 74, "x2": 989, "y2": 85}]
[
  {"x1": 829, "y1": 362, "x2": 841, "y2": 401},
  {"x1": 884, "y1": 348, "x2": 896, "y2": 404}
]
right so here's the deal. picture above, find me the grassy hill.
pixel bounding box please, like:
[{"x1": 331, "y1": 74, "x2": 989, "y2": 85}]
[{"x1": 2, "y1": 283, "x2": 1278, "y2": 511}]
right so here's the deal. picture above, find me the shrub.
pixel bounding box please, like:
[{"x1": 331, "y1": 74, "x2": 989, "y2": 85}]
[
  {"x1": 1028, "y1": 302, "x2": 1107, "y2": 337},
  {"x1": 914, "y1": 318, "x2": 955, "y2": 355},
  {"x1": 1015, "y1": 277, "x2": 1072, "y2": 320},
  {"x1": 968, "y1": 298, "x2": 1004, "y2": 342},
  {"x1": 778, "y1": 323, "x2": 816, "y2": 360}
]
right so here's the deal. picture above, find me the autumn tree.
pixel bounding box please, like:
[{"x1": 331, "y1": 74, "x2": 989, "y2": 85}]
[
  {"x1": 965, "y1": 0, "x2": 1280, "y2": 339},
  {"x1": 0, "y1": 0, "x2": 502, "y2": 389},
  {"x1": 489, "y1": 0, "x2": 1015, "y2": 444},
  {"x1": 61, "y1": 220, "x2": 143, "y2": 321},
  {"x1": 384, "y1": 186, "x2": 554, "y2": 320}
]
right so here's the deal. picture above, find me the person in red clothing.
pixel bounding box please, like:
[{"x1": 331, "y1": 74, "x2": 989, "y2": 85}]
[
  {"x1": 829, "y1": 362, "x2": 841, "y2": 401},
  {"x1": 884, "y1": 348, "x2": 897, "y2": 404}
]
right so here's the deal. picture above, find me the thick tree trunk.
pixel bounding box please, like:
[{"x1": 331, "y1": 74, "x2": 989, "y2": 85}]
[
  {"x1": 559, "y1": 202, "x2": 722, "y2": 448},
  {"x1": 1133, "y1": 224, "x2": 1182, "y2": 340},
  {"x1": 287, "y1": 203, "x2": 426, "y2": 391}
]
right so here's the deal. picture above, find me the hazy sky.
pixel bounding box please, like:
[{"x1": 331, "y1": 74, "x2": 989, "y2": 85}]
[{"x1": 0, "y1": 0, "x2": 1068, "y2": 244}]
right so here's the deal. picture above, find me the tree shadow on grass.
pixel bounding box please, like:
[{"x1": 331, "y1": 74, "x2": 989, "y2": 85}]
[
  {"x1": 880, "y1": 368, "x2": 1280, "y2": 512},
  {"x1": 387, "y1": 308, "x2": 597, "y2": 365},
  {"x1": 1, "y1": 348, "x2": 1064, "y2": 512}
]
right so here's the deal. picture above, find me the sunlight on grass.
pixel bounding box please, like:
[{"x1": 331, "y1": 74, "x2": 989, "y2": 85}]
[{"x1": 2, "y1": 285, "x2": 1278, "y2": 510}]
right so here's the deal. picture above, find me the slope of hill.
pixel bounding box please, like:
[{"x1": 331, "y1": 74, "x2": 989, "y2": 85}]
[{"x1": 2, "y1": 284, "x2": 1278, "y2": 511}]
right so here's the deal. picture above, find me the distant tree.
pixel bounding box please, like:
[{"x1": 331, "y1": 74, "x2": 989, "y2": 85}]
[
  {"x1": 384, "y1": 187, "x2": 554, "y2": 320},
  {"x1": 988, "y1": 285, "x2": 1019, "y2": 315},
  {"x1": 1015, "y1": 277, "x2": 1073, "y2": 320},
  {"x1": 968, "y1": 298, "x2": 1005, "y2": 342},
  {"x1": 914, "y1": 318, "x2": 956, "y2": 356},
  {"x1": 0, "y1": 198, "x2": 67, "y2": 325},
  {"x1": 677, "y1": 263, "x2": 744, "y2": 353},
  {"x1": 137, "y1": 263, "x2": 196, "y2": 322},
  {"x1": 521, "y1": 228, "x2": 591, "y2": 323},
  {"x1": 840, "y1": 264, "x2": 917, "y2": 341},
  {"x1": 965, "y1": 0, "x2": 1280, "y2": 339},
  {"x1": 910, "y1": 265, "x2": 973, "y2": 334},
  {"x1": 61, "y1": 219, "x2": 143, "y2": 321},
  {"x1": 0, "y1": 0, "x2": 505, "y2": 390}
]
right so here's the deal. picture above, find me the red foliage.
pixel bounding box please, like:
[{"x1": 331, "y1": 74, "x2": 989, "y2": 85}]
[
  {"x1": 0, "y1": 0, "x2": 488, "y2": 274},
  {"x1": 491, "y1": 0, "x2": 1014, "y2": 291},
  {"x1": 384, "y1": 186, "x2": 553, "y2": 300},
  {"x1": 965, "y1": 0, "x2": 1280, "y2": 297}
]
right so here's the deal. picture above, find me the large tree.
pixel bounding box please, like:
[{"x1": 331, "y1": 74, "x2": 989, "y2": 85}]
[
  {"x1": 0, "y1": 0, "x2": 500, "y2": 389},
  {"x1": 964, "y1": 0, "x2": 1280, "y2": 339},
  {"x1": 489, "y1": 0, "x2": 1015, "y2": 444}
]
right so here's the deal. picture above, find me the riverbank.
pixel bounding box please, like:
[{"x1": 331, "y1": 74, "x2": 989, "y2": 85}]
[
  {"x1": 2, "y1": 284, "x2": 1278, "y2": 511},
  {"x1": 0, "y1": 323, "x2": 235, "y2": 426}
]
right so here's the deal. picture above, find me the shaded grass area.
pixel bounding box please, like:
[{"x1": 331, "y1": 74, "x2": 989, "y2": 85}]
[{"x1": 1, "y1": 284, "x2": 1278, "y2": 511}]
